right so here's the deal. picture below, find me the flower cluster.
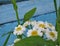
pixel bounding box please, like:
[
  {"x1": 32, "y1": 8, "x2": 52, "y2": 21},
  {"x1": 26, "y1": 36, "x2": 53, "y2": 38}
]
[{"x1": 13, "y1": 21, "x2": 58, "y2": 42}]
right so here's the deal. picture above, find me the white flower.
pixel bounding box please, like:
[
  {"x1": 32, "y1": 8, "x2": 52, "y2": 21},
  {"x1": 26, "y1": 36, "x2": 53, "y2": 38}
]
[
  {"x1": 27, "y1": 28, "x2": 43, "y2": 37},
  {"x1": 37, "y1": 21, "x2": 46, "y2": 29},
  {"x1": 13, "y1": 25, "x2": 26, "y2": 35},
  {"x1": 14, "y1": 38, "x2": 21, "y2": 43},
  {"x1": 45, "y1": 22, "x2": 55, "y2": 30},
  {"x1": 33, "y1": 21, "x2": 46, "y2": 31},
  {"x1": 30, "y1": 21, "x2": 38, "y2": 26},
  {"x1": 45, "y1": 30, "x2": 58, "y2": 41},
  {"x1": 41, "y1": 28, "x2": 49, "y2": 33},
  {"x1": 23, "y1": 21, "x2": 31, "y2": 27},
  {"x1": 38, "y1": 29, "x2": 43, "y2": 37},
  {"x1": 27, "y1": 29, "x2": 38, "y2": 37}
]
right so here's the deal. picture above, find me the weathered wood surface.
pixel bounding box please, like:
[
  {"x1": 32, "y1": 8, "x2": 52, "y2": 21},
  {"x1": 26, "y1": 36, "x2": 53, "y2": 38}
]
[{"x1": 0, "y1": 0, "x2": 59, "y2": 24}]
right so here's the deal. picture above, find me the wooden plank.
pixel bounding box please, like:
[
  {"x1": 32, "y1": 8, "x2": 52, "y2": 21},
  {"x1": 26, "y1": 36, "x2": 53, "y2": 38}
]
[{"x1": 0, "y1": 0, "x2": 59, "y2": 24}]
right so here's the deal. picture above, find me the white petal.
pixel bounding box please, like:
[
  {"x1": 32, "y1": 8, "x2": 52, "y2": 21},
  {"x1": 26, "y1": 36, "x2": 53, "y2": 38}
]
[
  {"x1": 38, "y1": 32, "x2": 43, "y2": 37},
  {"x1": 14, "y1": 38, "x2": 21, "y2": 43}
]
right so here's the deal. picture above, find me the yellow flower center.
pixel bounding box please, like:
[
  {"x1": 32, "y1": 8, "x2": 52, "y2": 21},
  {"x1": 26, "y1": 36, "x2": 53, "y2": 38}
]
[
  {"x1": 49, "y1": 24, "x2": 52, "y2": 27},
  {"x1": 31, "y1": 30, "x2": 38, "y2": 36},
  {"x1": 49, "y1": 32, "x2": 55, "y2": 38},
  {"x1": 16, "y1": 27, "x2": 22, "y2": 31},
  {"x1": 39, "y1": 24, "x2": 45, "y2": 28}
]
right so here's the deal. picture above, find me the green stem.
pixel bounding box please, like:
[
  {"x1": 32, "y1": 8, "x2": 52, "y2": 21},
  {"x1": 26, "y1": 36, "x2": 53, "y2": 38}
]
[
  {"x1": 16, "y1": 10, "x2": 20, "y2": 25},
  {"x1": 53, "y1": 0, "x2": 60, "y2": 45},
  {"x1": 3, "y1": 33, "x2": 11, "y2": 46},
  {"x1": 53, "y1": 0, "x2": 57, "y2": 16},
  {"x1": 11, "y1": 0, "x2": 20, "y2": 25}
]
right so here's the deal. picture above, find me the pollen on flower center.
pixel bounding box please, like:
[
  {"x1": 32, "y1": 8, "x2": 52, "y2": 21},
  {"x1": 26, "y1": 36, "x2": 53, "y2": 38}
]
[
  {"x1": 49, "y1": 32, "x2": 55, "y2": 38},
  {"x1": 39, "y1": 24, "x2": 45, "y2": 28},
  {"x1": 31, "y1": 30, "x2": 38, "y2": 36},
  {"x1": 16, "y1": 27, "x2": 22, "y2": 31}
]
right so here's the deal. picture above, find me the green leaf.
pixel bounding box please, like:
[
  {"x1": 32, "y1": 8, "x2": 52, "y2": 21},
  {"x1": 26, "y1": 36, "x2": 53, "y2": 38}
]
[
  {"x1": 3, "y1": 32, "x2": 11, "y2": 46},
  {"x1": 57, "y1": 7, "x2": 60, "y2": 21},
  {"x1": 53, "y1": 0, "x2": 60, "y2": 45},
  {"x1": 56, "y1": 7, "x2": 60, "y2": 45},
  {"x1": 11, "y1": 0, "x2": 20, "y2": 25},
  {"x1": 14, "y1": 36, "x2": 56, "y2": 46},
  {"x1": 24, "y1": 8, "x2": 36, "y2": 22},
  {"x1": 56, "y1": 22, "x2": 60, "y2": 45},
  {"x1": 53, "y1": 0, "x2": 57, "y2": 16}
]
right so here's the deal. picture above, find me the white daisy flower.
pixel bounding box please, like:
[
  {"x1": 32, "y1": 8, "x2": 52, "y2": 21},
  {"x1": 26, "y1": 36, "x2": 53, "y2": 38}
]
[
  {"x1": 38, "y1": 21, "x2": 46, "y2": 28},
  {"x1": 30, "y1": 21, "x2": 38, "y2": 26},
  {"x1": 14, "y1": 38, "x2": 21, "y2": 43},
  {"x1": 34, "y1": 21, "x2": 46, "y2": 31},
  {"x1": 23, "y1": 21, "x2": 31, "y2": 27},
  {"x1": 27, "y1": 29, "x2": 38, "y2": 37},
  {"x1": 38, "y1": 29, "x2": 43, "y2": 37},
  {"x1": 45, "y1": 22, "x2": 55, "y2": 30},
  {"x1": 32, "y1": 24, "x2": 39, "y2": 30},
  {"x1": 45, "y1": 30, "x2": 58, "y2": 41},
  {"x1": 49, "y1": 23, "x2": 55, "y2": 30},
  {"x1": 13, "y1": 25, "x2": 26, "y2": 35},
  {"x1": 42, "y1": 28, "x2": 50, "y2": 33},
  {"x1": 27, "y1": 28, "x2": 43, "y2": 37}
]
